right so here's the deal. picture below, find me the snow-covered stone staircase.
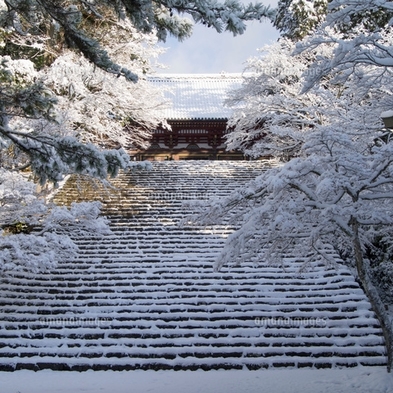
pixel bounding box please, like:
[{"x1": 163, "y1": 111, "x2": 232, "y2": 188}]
[{"x1": 0, "y1": 161, "x2": 387, "y2": 371}]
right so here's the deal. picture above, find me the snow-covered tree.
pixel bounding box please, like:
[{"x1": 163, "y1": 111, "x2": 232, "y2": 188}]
[
  {"x1": 274, "y1": 0, "x2": 328, "y2": 40},
  {"x1": 225, "y1": 38, "x2": 334, "y2": 159},
  {"x1": 328, "y1": 0, "x2": 393, "y2": 34},
  {"x1": 0, "y1": 55, "x2": 134, "y2": 184},
  {"x1": 0, "y1": 168, "x2": 111, "y2": 273},
  {"x1": 274, "y1": 0, "x2": 393, "y2": 42},
  {"x1": 295, "y1": 0, "x2": 393, "y2": 91},
  {"x1": 42, "y1": 50, "x2": 167, "y2": 150},
  {"x1": 214, "y1": 52, "x2": 392, "y2": 272}
]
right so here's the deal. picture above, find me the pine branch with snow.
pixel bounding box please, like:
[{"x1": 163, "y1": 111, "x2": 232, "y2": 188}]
[
  {"x1": 274, "y1": 0, "x2": 328, "y2": 40},
  {"x1": 295, "y1": 1, "x2": 393, "y2": 91}
]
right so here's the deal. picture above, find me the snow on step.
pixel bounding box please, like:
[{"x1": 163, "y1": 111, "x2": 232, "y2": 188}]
[{"x1": 0, "y1": 161, "x2": 387, "y2": 371}]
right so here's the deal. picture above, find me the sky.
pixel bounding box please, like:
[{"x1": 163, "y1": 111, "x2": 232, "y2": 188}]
[{"x1": 156, "y1": 3, "x2": 280, "y2": 74}]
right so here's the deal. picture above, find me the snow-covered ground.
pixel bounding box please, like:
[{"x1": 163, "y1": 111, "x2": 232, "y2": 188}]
[{"x1": 1, "y1": 367, "x2": 393, "y2": 393}]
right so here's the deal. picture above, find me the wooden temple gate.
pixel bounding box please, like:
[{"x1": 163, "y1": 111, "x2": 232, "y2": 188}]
[{"x1": 132, "y1": 74, "x2": 245, "y2": 161}]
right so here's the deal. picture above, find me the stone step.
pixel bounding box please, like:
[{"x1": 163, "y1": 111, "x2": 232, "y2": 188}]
[{"x1": 0, "y1": 160, "x2": 387, "y2": 371}]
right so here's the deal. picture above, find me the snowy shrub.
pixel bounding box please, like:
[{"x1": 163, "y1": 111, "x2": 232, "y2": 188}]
[{"x1": 0, "y1": 169, "x2": 111, "y2": 274}]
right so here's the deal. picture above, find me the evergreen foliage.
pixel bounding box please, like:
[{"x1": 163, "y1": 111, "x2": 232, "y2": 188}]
[{"x1": 274, "y1": 0, "x2": 328, "y2": 40}]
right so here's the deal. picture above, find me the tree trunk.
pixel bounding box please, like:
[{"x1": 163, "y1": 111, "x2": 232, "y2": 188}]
[{"x1": 351, "y1": 216, "x2": 393, "y2": 372}]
